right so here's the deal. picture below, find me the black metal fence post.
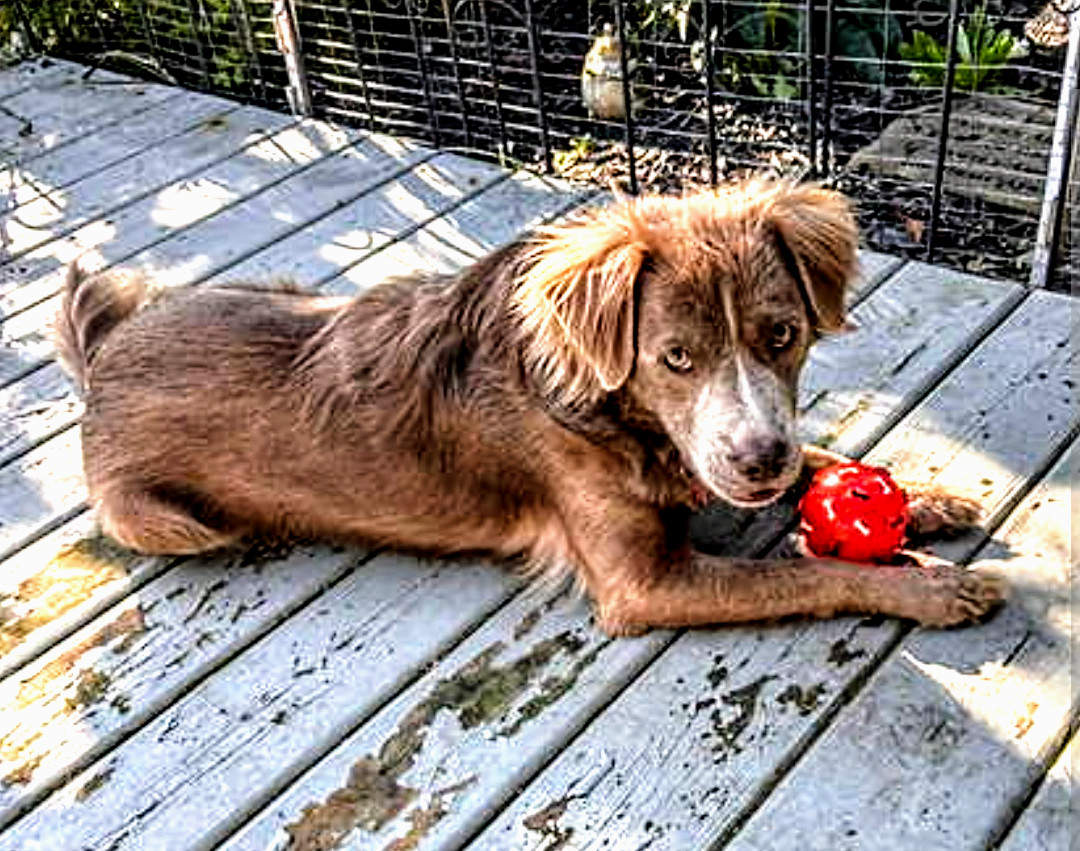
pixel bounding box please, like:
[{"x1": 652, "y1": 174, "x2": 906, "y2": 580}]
[
  {"x1": 925, "y1": 0, "x2": 962, "y2": 263},
  {"x1": 441, "y1": 0, "x2": 474, "y2": 150},
  {"x1": 10, "y1": 1, "x2": 41, "y2": 54},
  {"x1": 523, "y1": 0, "x2": 552, "y2": 173},
  {"x1": 701, "y1": 0, "x2": 719, "y2": 186},
  {"x1": 229, "y1": 0, "x2": 268, "y2": 105},
  {"x1": 477, "y1": 0, "x2": 510, "y2": 163},
  {"x1": 403, "y1": 0, "x2": 441, "y2": 146},
  {"x1": 820, "y1": 0, "x2": 836, "y2": 177},
  {"x1": 342, "y1": 2, "x2": 377, "y2": 131},
  {"x1": 804, "y1": 0, "x2": 817, "y2": 177},
  {"x1": 184, "y1": 0, "x2": 213, "y2": 89},
  {"x1": 612, "y1": 0, "x2": 637, "y2": 194}
]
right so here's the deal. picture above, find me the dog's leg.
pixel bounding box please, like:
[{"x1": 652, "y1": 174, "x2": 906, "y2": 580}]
[
  {"x1": 591, "y1": 551, "x2": 1007, "y2": 637},
  {"x1": 96, "y1": 485, "x2": 240, "y2": 555},
  {"x1": 563, "y1": 496, "x2": 1005, "y2": 637},
  {"x1": 799, "y1": 444, "x2": 982, "y2": 540}
]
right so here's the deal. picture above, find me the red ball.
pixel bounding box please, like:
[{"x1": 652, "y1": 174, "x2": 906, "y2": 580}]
[{"x1": 798, "y1": 462, "x2": 909, "y2": 563}]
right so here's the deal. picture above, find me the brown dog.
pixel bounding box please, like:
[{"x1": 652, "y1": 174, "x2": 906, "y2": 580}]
[{"x1": 57, "y1": 180, "x2": 1005, "y2": 635}]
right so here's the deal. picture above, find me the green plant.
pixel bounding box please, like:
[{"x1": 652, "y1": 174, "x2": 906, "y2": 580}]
[
  {"x1": 723, "y1": 1, "x2": 803, "y2": 100},
  {"x1": 900, "y1": 3, "x2": 1026, "y2": 92},
  {"x1": 642, "y1": 0, "x2": 902, "y2": 101},
  {"x1": 1, "y1": 0, "x2": 253, "y2": 93}
]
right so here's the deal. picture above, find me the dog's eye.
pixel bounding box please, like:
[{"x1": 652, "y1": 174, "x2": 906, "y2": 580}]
[
  {"x1": 664, "y1": 346, "x2": 693, "y2": 373},
  {"x1": 769, "y1": 323, "x2": 796, "y2": 350}
]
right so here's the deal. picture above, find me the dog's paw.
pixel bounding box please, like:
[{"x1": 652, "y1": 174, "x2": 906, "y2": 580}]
[
  {"x1": 892, "y1": 551, "x2": 1008, "y2": 627},
  {"x1": 904, "y1": 484, "x2": 983, "y2": 541}
]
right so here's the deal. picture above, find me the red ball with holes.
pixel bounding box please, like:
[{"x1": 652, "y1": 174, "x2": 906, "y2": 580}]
[{"x1": 798, "y1": 462, "x2": 909, "y2": 563}]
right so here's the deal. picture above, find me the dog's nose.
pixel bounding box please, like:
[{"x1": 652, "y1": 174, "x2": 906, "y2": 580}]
[{"x1": 728, "y1": 435, "x2": 791, "y2": 482}]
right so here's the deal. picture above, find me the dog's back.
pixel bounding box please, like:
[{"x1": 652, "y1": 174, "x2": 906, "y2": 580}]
[{"x1": 56, "y1": 264, "x2": 150, "y2": 390}]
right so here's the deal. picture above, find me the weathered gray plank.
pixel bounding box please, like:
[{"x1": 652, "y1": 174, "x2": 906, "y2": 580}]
[
  {"x1": 222, "y1": 586, "x2": 667, "y2": 851},
  {"x1": 998, "y1": 732, "x2": 1078, "y2": 851},
  {"x1": 0, "y1": 92, "x2": 243, "y2": 216},
  {"x1": 0, "y1": 555, "x2": 519, "y2": 850},
  {"x1": 0, "y1": 512, "x2": 168, "y2": 682},
  {"x1": 3, "y1": 103, "x2": 278, "y2": 262},
  {"x1": 469, "y1": 290, "x2": 1076, "y2": 851},
  {"x1": 0, "y1": 541, "x2": 366, "y2": 827},
  {"x1": 0, "y1": 68, "x2": 179, "y2": 170},
  {"x1": 724, "y1": 437, "x2": 1079, "y2": 851},
  {"x1": 316, "y1": 171, "x2": 593, "y2": 295},
  {"x1": 0, "y1": 127, "x2": 426, "y2": 384},
  {"x1": 123, "y1": 151, "x2": 498, "y2": 291},
  {"x1": 855, "y1": 250, "x2": 903, "y2": 297},
  {"x1": 0, "y1": 117, "x2": 388, "y2": 320},
  {"x1": 207, "y1": 169, "x2": 571, "y2": 290},
  {"x1": 214, "y1": 265, "x2": 1020, "y2": 851},
  {"x1": 798, "y1": 260, "x2": 1019, "y2": 454},
  {"x1": 0, "y1": 426, "x2": 85, "y2": 558},
  {"x1": 0, "y1": 363, "x2": 79, "y2": 467},
  {"x1": 0, "y1": 58, "x2": 75, "y2": 101}
]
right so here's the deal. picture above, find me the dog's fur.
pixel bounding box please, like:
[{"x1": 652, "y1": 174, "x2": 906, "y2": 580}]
[{"x1": 57, "y1": 180, "x2": 1005, "y2": 634}]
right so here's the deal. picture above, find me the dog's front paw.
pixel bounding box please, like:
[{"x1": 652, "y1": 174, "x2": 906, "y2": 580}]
[
  {"x1": 904, "y1": 484, "x2": 983, "y2": 541},
  {"x1": 892, "y1": 551, "x2": 1008, "y2": 627}
]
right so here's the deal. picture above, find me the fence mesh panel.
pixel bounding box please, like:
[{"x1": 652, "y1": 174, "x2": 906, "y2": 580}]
[{"x1": 5, "y1": 0, "x2": 1077, "y2": 293}]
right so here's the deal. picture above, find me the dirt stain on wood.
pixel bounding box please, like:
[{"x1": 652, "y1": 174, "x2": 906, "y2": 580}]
[
  {"x1": 1, "y1": 607, "x2": 146, "y2": 787},
  {"x1": 285, "y1": 631, "x2": 597, "y2": 849},
  {"x1": 75, "y1": 766, "x2": 115, "y2": 802},
  {"x1": 498, "y1": 639, "x2": 610, "y2": 737},
  {"x1": 776, "y1": 683, "x2": 828, "y2": 716},
  {"x1": 384, "y1": 777, "x2": 476, "y2": 851},
  {"x1": 2, "y1": 751, "x2": 43, "y2": 787},
  {"x1": 827, "y1": 636, "x2": 867, "y2": 667},
  {"x1": 706, "y1": 653, "x2": 730, "y2": 689},
  {"x1": 0, "y1": 534, "x2": 139, "y2": 655},
  {"x1": 13, "y1": 607, "x2": 146, "y2": 708},
  {"x1": 64, "y1": 669, "x2": 112, "y2": 711},
  {"x1": 700, "y1": 675, "x2": 776, "y2": 762},
  {"x1": 522, "y1": 796, "x2": 576, "y2": 850},
  {"x1": 199, "y1": 113, "x2": 230, "y2": 132}
]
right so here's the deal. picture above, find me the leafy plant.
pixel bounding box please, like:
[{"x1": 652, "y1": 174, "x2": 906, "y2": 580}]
[
  {"x1": 642, "y1": 0, "x2": 903, "y2": 101},
  {"x1": 722, "y1": 1, "x2": 803, "y2": 100},
  {"x1": 1, "y1": 0, "x2": 254, "y2": 93},
  {"x1": 900, "y1": 3, "x2": 1026, "y2": 92}
]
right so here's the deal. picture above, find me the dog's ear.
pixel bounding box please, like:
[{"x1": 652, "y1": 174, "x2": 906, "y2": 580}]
[
  {"x1": 769, "y1": 183, "x2": 858, "y2": 333},
  {"x1": 513, "y1": 206, "x2": 647, "y2": 402}
]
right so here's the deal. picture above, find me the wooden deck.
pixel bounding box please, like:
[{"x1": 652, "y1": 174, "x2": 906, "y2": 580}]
[{"x1": 0, "y1": 58, "x2": 1075, "y2": 851}]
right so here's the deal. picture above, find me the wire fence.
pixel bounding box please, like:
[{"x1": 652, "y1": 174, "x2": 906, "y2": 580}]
[{"x1": 5, "y1": 0, "x2": 1079, "y2": 293}]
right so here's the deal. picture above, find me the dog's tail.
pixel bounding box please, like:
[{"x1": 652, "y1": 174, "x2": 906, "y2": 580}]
[{"x1": 56, "y1": 263, "x2": 149, "y2": 390}]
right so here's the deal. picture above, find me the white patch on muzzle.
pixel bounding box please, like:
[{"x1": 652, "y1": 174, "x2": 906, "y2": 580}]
[{"x1": 685, "y1": 352, "x2": 800, "y2": 506}]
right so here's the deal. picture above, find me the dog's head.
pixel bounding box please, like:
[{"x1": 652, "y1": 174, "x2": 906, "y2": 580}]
[{"x1": 514, "y1": 179, "x2": 858, "y2": 508}]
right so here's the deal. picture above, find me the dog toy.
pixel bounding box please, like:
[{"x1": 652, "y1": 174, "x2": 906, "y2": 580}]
[{"x1": 798, "y1": 462, "x2": 909, "y2": 562}]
